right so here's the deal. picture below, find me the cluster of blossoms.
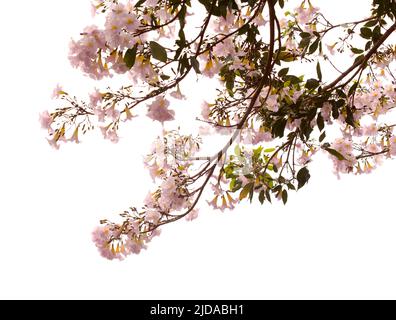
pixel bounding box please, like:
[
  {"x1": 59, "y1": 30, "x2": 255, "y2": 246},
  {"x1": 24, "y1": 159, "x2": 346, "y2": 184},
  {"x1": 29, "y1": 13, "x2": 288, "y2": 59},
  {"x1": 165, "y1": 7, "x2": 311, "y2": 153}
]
[
  {"x1": 42, "y1": 0, "x2": 396, "y2": 259},
  {"x1": 93, "y1": 130, "x2": 201, "y2": 259},
  {"x1": 70, "y1": 2, "x2": 145, "y2": 79}
]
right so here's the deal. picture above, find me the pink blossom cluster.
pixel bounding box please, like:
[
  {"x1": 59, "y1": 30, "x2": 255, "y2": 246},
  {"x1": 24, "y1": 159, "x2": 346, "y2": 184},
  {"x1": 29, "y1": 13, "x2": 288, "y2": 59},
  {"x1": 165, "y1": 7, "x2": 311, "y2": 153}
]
[
  {"x1": 92, "y1": 223, "x2": 160, "y2": 260},
  {"x1": 294, "y1": 1, "x2": 319, "y2": 26},
  {"x1": 147, "y1": 97, "x2": 175, "y2": 123},
  {"x1": 328, "y1": 138, "x2": 357, "y2": 176},
  {"x1": 69, "y1": 2, "x2": 149, "y2": 79},
  {"x1": 144, "y1": 130, "x2": 201, "y2": 180},
  {"x1": 69, "y1": 25, "x2": 109, "y2": 80}
]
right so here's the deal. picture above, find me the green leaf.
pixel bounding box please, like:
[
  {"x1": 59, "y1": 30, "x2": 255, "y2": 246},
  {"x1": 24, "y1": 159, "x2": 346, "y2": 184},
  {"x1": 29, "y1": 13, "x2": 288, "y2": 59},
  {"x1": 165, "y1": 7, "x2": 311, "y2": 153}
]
[
  {"x1": 364, "y1": 19, "x2": 378, "y2": 27},
  {"x1": 239, "y1": 182, "x2": 254, "y2": 201},
  {"x1": 300, "y1": 119, "x2": 313, "y2": 140},
  {"x1": 238, "y1": 24, "x2": 250, "y2": 35},
  {"x1": 135, "y1": 0, "x2": 146, "y2": 7},
  {"x1": 178, "y1": 54, "x2": 189, "y2": 74},
  {"x1": 272, "y1": 118, "x2": 287, "y2": 138},
  {"x1": 297, "y1": 167, "x2": 311, "y2": 190},
  {"x1": 299, "y1": 37, "x2": 311, "y2": 49},
  {"x1": 265, "y1": 189, "x2": 272, "y2": 203},
  {"x1": 316, "y1": 62, "x2": 322, "y2": 81},
  {"x1": 278, "y1": 67, "x2": 289, "y2": 77},
  {"x1": 287, "y1": 183, "x2": 296, "y2": 191},
  {"x1": 336, "y1": 89, "x2": 347, "y2": 99},
  {"x1": 360, "y1": 27, "x2": 372, "y2": 39},
  {"x1": 345, "y1": 105, "x2": 355, "y2": 127},
  {"x1": 190, "y1": 57, "x2": 201, "y2": 74},
  {"x1": 178, "y1": 28, "x2": 186, "y2": 45},
  {"x1": 319, "y1": 131, "x2": 326, "y2": 142},
  {"x1": 284, "y1": 75, "x2": 302, "y2": 84},
  {"x1": 351, "y1": 47, "x2": 364, "y2": 54},
  {"x1": 278, "y1": 51, "x2": 296, "y2": 62},
  {"x1": 264, "y1": 147, "x2": 276, "y2": 153},
  {"x1": 372, "y1": 25, "x2": 382, "y2": 41},
  {"x1": 124, "y1": 46, "x2": 137, "y2": 69},
  {"x1": 324, "y1": 147, "x2": 346, "y2": 160},
  {"x1": 348, "y1": 82, "x2": 358, "y2": 97},
  {"x1": 259, "y1": 190, "x2": 265, "y2": 204},
  {"x1": 300, "y1": 32, "x2": 312, "y2": 38},
  {"x1": 282, "y1": 189, "x2": 288, "y2": 205},
  {"x1": 353, "y1": 54, "x2": 365, "y2": 66},
  {"x1": 317, "y1": 113, "x2": 324, "y2": 131},
  {"x1": 149, "y1": 41, "x2": 167, "y2": 62},
  {"x1": 332, "y1": 103, "x2": 340, "y2": 119},
  {"x1": 308, "y1": 38, "x2": 320, "y2": 54},
  {"x1": 234, "y1": 144, "x2": 241, "y2": 156},
  {"x1": 305, "y1": 78, "x2": 319, "y2": 90},
  {"x1": 253, "y1": 146, "x2": 263, "y2": 160}
]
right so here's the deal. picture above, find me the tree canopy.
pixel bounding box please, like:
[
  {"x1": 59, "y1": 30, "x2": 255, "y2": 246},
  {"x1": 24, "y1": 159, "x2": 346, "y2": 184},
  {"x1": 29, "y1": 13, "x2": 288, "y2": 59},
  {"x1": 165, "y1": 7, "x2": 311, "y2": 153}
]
[{"x1": 40, "y1": 0, "x2": 396, "y2": 259}]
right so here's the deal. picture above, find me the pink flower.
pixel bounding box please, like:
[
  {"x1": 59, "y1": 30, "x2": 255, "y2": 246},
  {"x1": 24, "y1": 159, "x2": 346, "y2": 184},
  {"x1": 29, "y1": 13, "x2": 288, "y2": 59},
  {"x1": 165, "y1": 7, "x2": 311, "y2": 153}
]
[
  {"x1": 46, "y1": 137, "x2": 60, "y2": 150},
  {"x1": 68, "y1": 26, "x2": 109, "y2": 79},
  {"x1": 252, "y1": 128, "x2": 272, "y2": 144},
  {"x1": 321, "y1": 102, "x2": 332, "y2": 122},
  {"x1": 285, "y1": 36, "x2": 297, "y2": 51},
  {"x1": 100, "y1": 126, "x2": 119, "y2": 143},
  {"x1": 328, "y1": 138, "x2": 357, "y2": 177},
  {"x1": 185, "y1": 209, "x2": 199, "y2": 221},
  {"x1": 213, "y1": 38, "x2": 236, "y2": 57},
  {"x1": 201, "y1": 101, "x2": 211, "y2": 120},
  {"x1": 363, "y1": 124, "x2": 378, "y2": 136},
  {"x1": 144, "y1": 192, "x2": 156, "y2": 208},
  {"x1": 367, "y1": 143, "x2": 379, "y2": 153},
  {"x1": 105, "y1": 51, "x2": 129, "y2": 74},
  {"x1": 207, "y1": 195, "x2": 219, "y2": 210},
  {"x1": 298, "y1": 151, "x2": 312, "y2": 165},
  {"x1": 229, "y1": 57, "x2": 244, "y2": 71},
  {"x1": 145, "y1": 209, "x2": 161, "y2": 223},
  {"x1": 218, "y1": 195, "x2": 234, "y2": 211},
  {"x1": 265, "y1": 94, "x2": 279, "y2": 112},
  {"x1": 92, "y1": 226, "x2": 126, "y2": 260},
  {"x1": 145, "y1": 162, "x2": 161, "y2": 181},
  {"x1": 147, "y1": 97, "x2": 175, "y2": 123},
  {"x1": 170, "y1": 85, "x2": 186, "y2": 100},
  {"x1": 94, "y1": 107, "x2": 106, "y2": 122},
  {"x1": 201, "y1": 55, "x2": 222, "y2": 78},
  {"x1": 157, "y1": 176, "x2": 188, "y2": 211},
  {"x1": 89, "y1": 89, "x2": 103, "y2": 106},
  {"x1": 326, "y1": 43, "x2": 336, "y2": 55},
  {"x1": 145, "y1": 0, "x2": 159, "y2": 7},
  {"x1": 253, "y1": 13, "x2": 267, "y2": 26},
  {"x1": 238, "y1": 175, "x2": 250, "y2": 186},
  {"x1": 291, "y1": 90, "x2": 303, "y2": 103},
  {"x1": 213, "y1": 10, "x2": 236, "y2": 33},
  {"x1": 90, "y1": 3, "x2": 97, "y2": 17},
  {"x1": 105, "y1": 106, "x2": 120, "y2": 121},
  {"x1": 39, "y1": 110, "x2": 53, "y2": 130},
  {"x1": 52, "y1": 84, "x2": 65, "y2": 99},
  {"x1": 389, "y1": 136, "x2": 396, "y2": 156},
  {"x1": 131, "y1": 55, "x2": 158, "y2": 83},
  {"x1": 124, "y1": 237, "x2": 146, "y2": 255},
  {"x1": 68, "y1": 127, "x2": 80, "y2": 144},
  {"x1": 294, "y1": 3, "x2": 319, "y2": 25}
]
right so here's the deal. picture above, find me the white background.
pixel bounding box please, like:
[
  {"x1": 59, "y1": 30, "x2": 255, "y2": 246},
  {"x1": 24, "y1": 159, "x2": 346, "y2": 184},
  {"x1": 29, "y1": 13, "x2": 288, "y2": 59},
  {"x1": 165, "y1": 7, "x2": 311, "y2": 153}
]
[{"x1": 1, "y1": 0, "x2": 396, "y2": 299}]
